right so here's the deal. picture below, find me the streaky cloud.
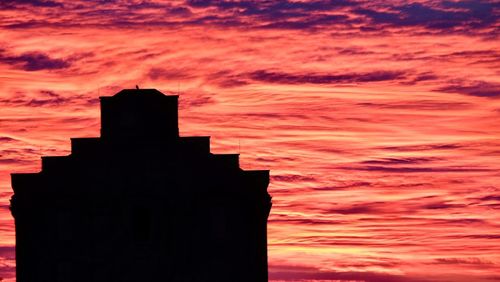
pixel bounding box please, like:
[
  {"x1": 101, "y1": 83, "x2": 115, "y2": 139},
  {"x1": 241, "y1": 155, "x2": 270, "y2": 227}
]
[
  {"x1": 339, "y1": 165, "x2": 491, "y2": 173},
  {"x1": 436, "y1": 80, "x2": 500, "y2": 98},
  {"x1": 0, "y1": 0, "x2": 62, "y2": 8},
  {"x1": 248, "y1": 69, "x2": 407, "y2": 84},
  {"x1": 269, "y1": 266, "x2": 431, "y2": 282},
  {"x1": 0, "y1": 51, "x2": 70, "y2": 71}
]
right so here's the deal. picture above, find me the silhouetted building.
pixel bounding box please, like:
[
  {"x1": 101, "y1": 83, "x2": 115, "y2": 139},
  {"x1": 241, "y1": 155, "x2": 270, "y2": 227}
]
[{"x1": 10, "y1": 89, "x2": 272, "y2": 282}]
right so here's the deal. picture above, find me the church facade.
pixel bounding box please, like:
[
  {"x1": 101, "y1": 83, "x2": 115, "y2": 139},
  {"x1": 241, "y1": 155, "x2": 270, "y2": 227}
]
[{"x1": 10, "y1": 89, "x2": 272, "y2": 282}]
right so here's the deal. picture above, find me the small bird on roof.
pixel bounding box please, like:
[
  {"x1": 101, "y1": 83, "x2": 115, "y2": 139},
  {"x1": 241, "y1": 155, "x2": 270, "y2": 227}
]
[{"x1": 136, "y1": 85, "x2": 139, "y2": 89}]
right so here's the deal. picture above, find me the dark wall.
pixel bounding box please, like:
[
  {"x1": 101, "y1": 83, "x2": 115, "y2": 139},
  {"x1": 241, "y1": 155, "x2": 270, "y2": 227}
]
[{"x1": 11, "y1": 89, "x2": 271, "y2": 282}]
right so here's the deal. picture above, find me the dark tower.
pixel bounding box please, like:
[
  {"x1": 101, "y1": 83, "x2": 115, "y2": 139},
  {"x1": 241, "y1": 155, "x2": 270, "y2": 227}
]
[{"x1": 10, "y1": 89, "x2": 272, "y2": 282}]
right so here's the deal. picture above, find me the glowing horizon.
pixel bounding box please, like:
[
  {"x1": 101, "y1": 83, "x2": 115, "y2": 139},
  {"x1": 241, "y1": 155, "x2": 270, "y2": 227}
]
[{"x1": 1, "y1": 0, "x2": 500, "y2": 281}]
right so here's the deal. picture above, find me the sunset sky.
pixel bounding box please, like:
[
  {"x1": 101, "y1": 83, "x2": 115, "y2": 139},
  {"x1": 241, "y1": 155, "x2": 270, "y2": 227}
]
[{"x1": 0, "y1": 0, "x2": 499, "y2": 281}]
